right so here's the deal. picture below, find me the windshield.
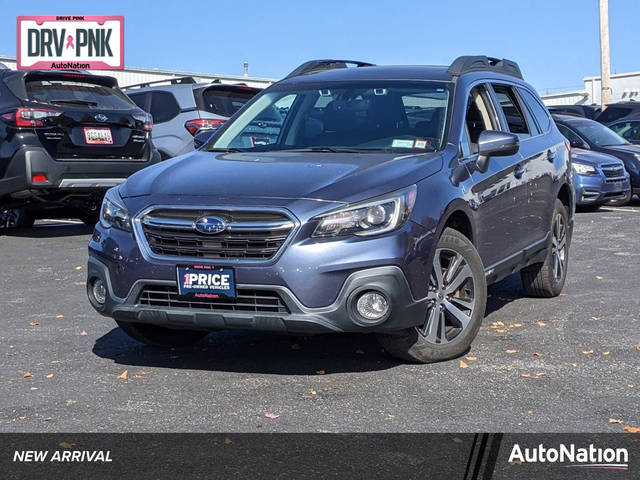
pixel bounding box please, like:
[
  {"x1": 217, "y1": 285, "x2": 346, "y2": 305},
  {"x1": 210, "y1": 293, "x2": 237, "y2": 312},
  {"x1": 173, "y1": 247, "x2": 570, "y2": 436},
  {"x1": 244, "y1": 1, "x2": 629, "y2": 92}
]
[
  {"x1": 201, "y1": 86, "x2": 259, "y2": 117},
  {"x1": 209, "y1": 81, "x2": 452, "y2": 153},
  {"x1": 571, "y1": 120, "x2": 629, "y2": 147},
  {"x1": 26, "y1": 79, "x2": 136, "y2": 110}
]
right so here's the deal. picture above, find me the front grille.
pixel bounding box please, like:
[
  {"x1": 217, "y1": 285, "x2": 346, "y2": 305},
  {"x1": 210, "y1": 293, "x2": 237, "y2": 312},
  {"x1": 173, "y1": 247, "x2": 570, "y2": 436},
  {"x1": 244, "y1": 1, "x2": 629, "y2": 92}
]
[
  {"x1": 139, "y1": 209, "x2": 295, "y2": 261},
  {"x1": 601, "y1": 164, "x2": 625, "y2": 178},
  {"x1": 138, "y1": 285, "x2": 290, "y2": 314}
]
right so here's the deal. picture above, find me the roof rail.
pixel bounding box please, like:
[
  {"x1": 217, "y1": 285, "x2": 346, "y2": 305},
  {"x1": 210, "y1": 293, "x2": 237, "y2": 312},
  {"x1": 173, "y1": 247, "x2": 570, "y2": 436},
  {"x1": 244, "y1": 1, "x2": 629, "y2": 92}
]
[
  {"x1": 447, "y1": 56, "x2": 523, "y2": 80},
  {"x1": 284, "y1": 59, "x2": 375, "y2": 80},
  {"x1": 123, "y1": 76, "x2": 199, "y2": 90}
]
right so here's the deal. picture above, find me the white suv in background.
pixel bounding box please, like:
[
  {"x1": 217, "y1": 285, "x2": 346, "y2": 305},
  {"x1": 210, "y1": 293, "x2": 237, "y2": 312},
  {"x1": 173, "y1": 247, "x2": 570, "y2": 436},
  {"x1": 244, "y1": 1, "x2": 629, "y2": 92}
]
[{"x1": 124, "y1": 78, "x2": 261, "y2": 159}]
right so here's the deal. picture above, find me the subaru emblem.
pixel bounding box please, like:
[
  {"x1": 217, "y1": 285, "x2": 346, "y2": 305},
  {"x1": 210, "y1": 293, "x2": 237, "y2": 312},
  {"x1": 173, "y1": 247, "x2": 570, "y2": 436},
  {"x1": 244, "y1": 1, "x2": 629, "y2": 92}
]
[
  {"x1": 194, "y1": 216, "x2": 227, "y2": 235},
  {"x1": 95, "y1": 113, "x2": 108, "y2": 122}
]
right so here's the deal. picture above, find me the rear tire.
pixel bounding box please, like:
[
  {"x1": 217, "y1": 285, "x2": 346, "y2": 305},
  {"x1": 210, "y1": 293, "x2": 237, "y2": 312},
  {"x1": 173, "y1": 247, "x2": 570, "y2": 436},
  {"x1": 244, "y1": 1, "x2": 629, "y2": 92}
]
[
  {"x1": 116, "y1": 321, "x2": 208, "y2": 347},
  {"x1": 2, "y1": 209, "x2": 34, "y2": 229},
  {"x1": 520, "y1": 199, "x2": 569, "y2": 298},
  {"x1": 376, "y1": 228, "x2": 487, "y2": 363}
]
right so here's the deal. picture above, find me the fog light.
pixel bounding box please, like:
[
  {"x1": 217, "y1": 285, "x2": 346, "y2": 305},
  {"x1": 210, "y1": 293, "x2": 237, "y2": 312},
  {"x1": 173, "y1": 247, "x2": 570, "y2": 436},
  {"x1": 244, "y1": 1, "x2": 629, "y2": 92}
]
[
  {"x1": 356, "y1": 291, "x2": 389, "y2": 321},
  {"x1": 92, "y1": 278, "x2": 106, "y2": 305}
]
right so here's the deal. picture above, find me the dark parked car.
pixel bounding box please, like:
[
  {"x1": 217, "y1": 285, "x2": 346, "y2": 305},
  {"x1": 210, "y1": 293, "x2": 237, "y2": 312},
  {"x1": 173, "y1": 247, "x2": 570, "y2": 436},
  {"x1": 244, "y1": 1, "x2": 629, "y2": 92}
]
[
  {"x1": 553, "y1": 114, "x2": 640, "y2": 204},
  {"x1": 88, "y1": 56, "x2": 573, "y2": 363},
  {"x1": 595, "y1": 101, "x2": 640, "y2": 124},
  {"x1": 0, "y1": 68, "x2": 159, "y2": 227},
  {"x1": 607, "y1": 118, "x2": 640, "y2": 145},
  {"x1": 124, "y1": 78, "x2": 261, "y2": 159},
  {"x1": 548, "y1": 104, "x2": 601, "y2": 119}
]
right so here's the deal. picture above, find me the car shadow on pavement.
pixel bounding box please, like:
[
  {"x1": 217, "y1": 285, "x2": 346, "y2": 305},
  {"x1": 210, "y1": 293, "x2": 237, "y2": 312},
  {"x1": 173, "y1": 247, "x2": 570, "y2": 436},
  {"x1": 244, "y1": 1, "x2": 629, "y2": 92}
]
[
  {"x1": 1, "y1": 223, "x2": 93, "y2": 238},
  {"x1": 485, "y1": 273, "x2": 525, "y2": 316},
  {"x1": 93, "y1": 328, "x2": 403, "y2": 375}
]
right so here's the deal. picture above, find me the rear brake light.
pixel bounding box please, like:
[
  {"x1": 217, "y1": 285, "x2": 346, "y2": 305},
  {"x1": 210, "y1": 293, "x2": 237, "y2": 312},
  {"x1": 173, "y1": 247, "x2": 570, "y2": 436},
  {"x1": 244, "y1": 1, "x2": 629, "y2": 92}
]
[
  {"x1": 184, "y1": 118, "x2": 225, "y2": 135},
  {"x1": 31, "y1": 173, "x2": 47, "y2": 183},
  {"x1": 1, "y1": 108, "x2": 62, "y2": 127},
  {"x1": 132, "y1": 111, "x2": 153, "y2": 131}
]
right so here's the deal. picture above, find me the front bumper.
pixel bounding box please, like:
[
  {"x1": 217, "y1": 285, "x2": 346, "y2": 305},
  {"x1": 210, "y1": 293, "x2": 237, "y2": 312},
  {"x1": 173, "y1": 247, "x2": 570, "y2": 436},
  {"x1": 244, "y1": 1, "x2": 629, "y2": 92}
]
[
  {"x1": 87, "y1": 255, "x2": 429, "y2": 334},
  {"x1": 572, "y1": 171, "x2": 630, "y2": 205}
]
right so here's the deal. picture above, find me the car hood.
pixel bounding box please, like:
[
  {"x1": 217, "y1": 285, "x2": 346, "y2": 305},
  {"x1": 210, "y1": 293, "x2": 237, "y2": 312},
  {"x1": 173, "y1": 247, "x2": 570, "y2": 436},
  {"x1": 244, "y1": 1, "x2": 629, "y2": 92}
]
[
  {"x1": 572, "y1": 148, "x2": 622, "y2": 167},
  {"x1": 120, "y1": 150, "x2": 443, "y2": 204},
  {"x1": 598, "y1": 144, "x2": 640, "y2": 156}
]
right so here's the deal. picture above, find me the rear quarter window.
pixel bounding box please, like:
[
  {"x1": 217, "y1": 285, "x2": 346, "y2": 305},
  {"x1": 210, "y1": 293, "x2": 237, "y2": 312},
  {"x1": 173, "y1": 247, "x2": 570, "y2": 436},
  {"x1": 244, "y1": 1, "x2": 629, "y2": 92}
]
[
  {"x1": 149, "y1": 91, "x2": 180, "y2": 123},
  {"x1": 201, "y1": 87, "x2": 259, "y2": 117},
  {"x1": 25, "y1": 80, "x2": 135, "y2": 110},
  {"x1": 597, "y1": 106, "x2": 632, "y2": 123}
]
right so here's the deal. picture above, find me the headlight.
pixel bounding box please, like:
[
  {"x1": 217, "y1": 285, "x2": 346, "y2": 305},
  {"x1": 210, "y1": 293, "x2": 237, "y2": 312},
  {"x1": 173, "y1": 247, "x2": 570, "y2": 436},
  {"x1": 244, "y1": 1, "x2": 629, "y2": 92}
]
[
  {"x1": 99, "y1": 187, "x2": 132, "y2": 231},
  {"x1": 312, "y1": 185, "x2": 417, "y2": 237},
  {"x1": 572, "y1": 162, "x2": 597, "y2": 175}
]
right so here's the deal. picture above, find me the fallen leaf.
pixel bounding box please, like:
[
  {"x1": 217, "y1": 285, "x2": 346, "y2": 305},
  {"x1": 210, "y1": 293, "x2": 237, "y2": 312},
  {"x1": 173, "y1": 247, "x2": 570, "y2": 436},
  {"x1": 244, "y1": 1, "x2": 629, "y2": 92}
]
[
  {"x1": 43, "y1": 417, "x2": 52, "y2": 422},
  {"x1": 465, "y1": 356, "x2": 477, "y2": 362},
  {"x1": 527, "y1": 410, "x2": 534, "y2": 414},
  {"x1": 559, "y1": 293, "x2": 568, "y2": 296},
  {"x1": 596, "y1": 275, "x2": 604, "y2": 280},
  {"x1": 45, "y1": 374, "x2": 53, "y2": 379},
  {"x1": 264, "y1": 413, "x2": 280, "y2": 419},
  {"x1": 30, "y1": 387, "x2": 38, "y2": 391},
  {"x1": 537, "y1": 321, "x2": 547, "y2": 327},
  {"x1": 66, "y1": 399, "x2": 77, "y2": 406},
  {"x1": 136, "y1": 370, "x2": 150, "y2": 376},
  {"x1": 612, "y1": 244, "x2": 621, "y2": 248},
  {"x1": 224, "y1": 438, "x2": 232, "y2": 445},
  {"x1": 290, "y1": 343, "x2": 302, "y2": 351},
  {"x1": 59, "y1": 442, "x2": 75, "y2": 449},
  {"x1": 23, "y1": 372, "x2": 33, "y2": 378},
  {"x1": 582, "y1": 350, "x2": 594, "y2": 355},
  {"x1": 521, "y1": 373, "x2": 531, "y2": 378},
  {"x1": 74, "y1": 266, "x2": 83, "y2": 270},
  {"x1": 623, "y1": 426, "x2": 640, "y2": 433},
  {"x1": 495, "y1": 329, "x2": 507, "y2": 333},
  {"x1": 452, "y1": 437, "x2": 463, "y2": 443},
  {"x1": 533, "y1": 352, "x2": 542, "y2": 357},
  {"x1": 571, "y1": 363, "x2": 578, "y2": 367},
  {"x1": 79, "y1": 330, "x2": 88, "y2": 336},
  {"x1": 591, "y1": 316, "x2": 600, "y2": 321},
  {"x1": 309, "y1": 390, "x2": 317, "y2": 396},
  {"x1": 459, "y1": 360, "x2": 469, "y2": 369},
  {"x1": 628, "y1": 384, "x2": 634, "y2": 388},
  {"x1": 609, "y1": 418, "x2": 624, "y2": 424},
  {"x1": 506, "y1": 349, "x2": 518, "y2": 354},
  {"x1": 636, "y1": 345, "x2": 640, "y2": 351},
  {"x1": 18, "y1": 416, "x2": 26, "y2": 420},
  {"x1": 602, "y1": 351, "x2": 610, "y2": 356},
  {"x1": 315, "y1": 370, "x2": 326, "y2": 375},
  {"x1": 535, "y1": 372, "x2": 547, "y2": 377},
  {"x1": 511, "y1": 323, "x2": 523, "y2": 328},
  {"x1": 116, "y1": 370, "x2": 128, "y2": 380},
  {"x1": 29, "y1": 321, "x2": 39, "y2": 327},
  {"x1": 55, "y1": 314, "x2": 64, "y2": 319}
]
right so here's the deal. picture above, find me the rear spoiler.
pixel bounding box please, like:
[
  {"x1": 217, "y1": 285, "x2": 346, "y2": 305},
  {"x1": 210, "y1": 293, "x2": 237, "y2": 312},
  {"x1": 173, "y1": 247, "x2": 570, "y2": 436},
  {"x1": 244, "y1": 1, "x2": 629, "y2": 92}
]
[{"x1": 2, "y1": 70, "x2": 119, "y2": 100}]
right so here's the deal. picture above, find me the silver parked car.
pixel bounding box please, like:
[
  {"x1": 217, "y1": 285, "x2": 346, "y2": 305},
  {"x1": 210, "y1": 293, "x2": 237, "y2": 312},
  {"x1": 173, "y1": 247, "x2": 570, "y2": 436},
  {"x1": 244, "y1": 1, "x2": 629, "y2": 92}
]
[{"x1": 124, "y1": 77, "x2": 261, "y2": 159}]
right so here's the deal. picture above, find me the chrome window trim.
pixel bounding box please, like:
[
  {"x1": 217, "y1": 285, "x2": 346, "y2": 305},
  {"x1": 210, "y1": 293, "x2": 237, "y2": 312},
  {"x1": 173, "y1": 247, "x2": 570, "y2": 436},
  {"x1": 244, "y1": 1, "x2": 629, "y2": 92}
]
[{"x1": 133, "y1": 205, "x2": 300, "y2": 266}]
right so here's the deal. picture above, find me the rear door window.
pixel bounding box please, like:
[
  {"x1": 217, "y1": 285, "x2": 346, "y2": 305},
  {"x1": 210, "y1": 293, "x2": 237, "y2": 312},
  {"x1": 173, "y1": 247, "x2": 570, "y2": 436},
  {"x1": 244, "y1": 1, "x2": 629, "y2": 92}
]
[
  {"x1": 25, "y1": 79, "x2": 135, "y2": 110},
  {"x1": 518, "y1": 88, "x2": 551, "y2": 133},
  {"x1": 149, "y1": 91, "x2": 180, "y2": 123},
  {"x1": 201, "y1": 87, "x2": 259, "y2": 117},
  {"x1": 492, "y1": 84, "x2": 531, "y2": 138}
]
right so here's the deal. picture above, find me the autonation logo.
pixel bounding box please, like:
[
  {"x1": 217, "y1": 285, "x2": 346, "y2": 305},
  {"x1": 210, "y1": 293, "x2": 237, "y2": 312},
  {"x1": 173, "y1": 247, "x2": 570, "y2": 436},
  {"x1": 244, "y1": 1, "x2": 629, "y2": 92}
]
[{"x1": 509, "y1": 443, "x2": 629, "y2": 470}]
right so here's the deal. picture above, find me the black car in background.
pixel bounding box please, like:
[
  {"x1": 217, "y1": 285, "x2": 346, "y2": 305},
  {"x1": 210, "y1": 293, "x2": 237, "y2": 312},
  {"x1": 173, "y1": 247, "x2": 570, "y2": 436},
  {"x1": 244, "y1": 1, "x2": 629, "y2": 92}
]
[
  {"x1": 0, "y1": 68, "x2": 159, "y2": 227},
  {"x1": 595, "y1": 101, "x2": 640, "y2": 124},
  {"x1": 548, "y1": 104, "x2": 601, "y2": 119},
  {"x1": 553, "y1": 114, "x2": 640, "y2": 204}
]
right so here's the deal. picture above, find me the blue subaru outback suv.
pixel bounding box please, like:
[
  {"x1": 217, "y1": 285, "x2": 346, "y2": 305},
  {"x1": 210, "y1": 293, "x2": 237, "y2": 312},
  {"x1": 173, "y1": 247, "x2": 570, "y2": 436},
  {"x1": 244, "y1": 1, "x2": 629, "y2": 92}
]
[{"x1": 87, "y1": 57, "x2": 574, "y2": 363}]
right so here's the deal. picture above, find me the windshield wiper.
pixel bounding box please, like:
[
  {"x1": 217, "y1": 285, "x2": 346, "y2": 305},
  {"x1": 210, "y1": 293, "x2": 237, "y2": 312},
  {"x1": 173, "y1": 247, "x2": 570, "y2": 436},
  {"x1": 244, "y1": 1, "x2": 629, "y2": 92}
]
[
  {"x1": 47, "y1": 99, "x2": 99, "y2": 106},
  {"x1": 207, "y1": 147, "x2": 246, "y2": 153},
  {"x1": 283, "y1": 146, "x2": 363, "y2": 153}
]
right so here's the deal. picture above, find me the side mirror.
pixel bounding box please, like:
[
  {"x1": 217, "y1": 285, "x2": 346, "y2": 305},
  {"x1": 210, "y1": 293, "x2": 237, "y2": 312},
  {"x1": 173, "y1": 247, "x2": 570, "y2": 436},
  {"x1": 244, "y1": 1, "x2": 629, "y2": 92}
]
[
  {"x1": 571, "y1": 139, "x2": 589, "y2": 150},
  {"x1": 476, "y1": 130, "x2": 520, "y2": 173},
  {"x1": 193, "y1": 129, "x2": 218, "y2": 149}
]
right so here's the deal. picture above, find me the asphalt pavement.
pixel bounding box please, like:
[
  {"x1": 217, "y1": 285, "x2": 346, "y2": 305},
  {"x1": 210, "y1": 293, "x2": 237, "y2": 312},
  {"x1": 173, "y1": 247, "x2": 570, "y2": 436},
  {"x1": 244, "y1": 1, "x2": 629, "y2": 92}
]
[{"x1": 1, "y1": 201, "x2": 639, "y2": 432}]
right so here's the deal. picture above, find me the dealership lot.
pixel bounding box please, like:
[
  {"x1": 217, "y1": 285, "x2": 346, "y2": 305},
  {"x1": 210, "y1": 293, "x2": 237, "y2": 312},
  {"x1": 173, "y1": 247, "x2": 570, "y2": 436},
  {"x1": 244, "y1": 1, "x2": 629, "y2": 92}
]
[{"x1": 1, "y1": 202, "x2": 639, "y2": 433}]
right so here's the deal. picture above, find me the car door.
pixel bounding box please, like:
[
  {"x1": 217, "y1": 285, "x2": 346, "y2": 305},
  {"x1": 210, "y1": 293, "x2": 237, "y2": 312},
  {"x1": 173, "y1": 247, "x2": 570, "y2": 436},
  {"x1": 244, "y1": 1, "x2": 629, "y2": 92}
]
[
  {"x1": 515, "y1": 86, "x2": 560, "y2": 244},
  {"x1": 489, "y1": 83, "x2": 549, "y2": 253},
  {"x1": 458, "y1": 83, "x2": 526, "y2": 269},
  {"x1": 148, "y1": 91, "x2": 185, "y2": 158}
]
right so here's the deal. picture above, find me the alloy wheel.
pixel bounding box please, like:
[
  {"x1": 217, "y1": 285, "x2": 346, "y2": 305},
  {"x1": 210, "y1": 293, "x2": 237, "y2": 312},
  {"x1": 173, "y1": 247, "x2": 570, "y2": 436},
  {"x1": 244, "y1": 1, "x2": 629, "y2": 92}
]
[
  {"x1": 551, "y1": 213, "x2": 567, "y2": 282},
  {"x1": 417, "y1": 248, "x2": 476, "y2": 344}
]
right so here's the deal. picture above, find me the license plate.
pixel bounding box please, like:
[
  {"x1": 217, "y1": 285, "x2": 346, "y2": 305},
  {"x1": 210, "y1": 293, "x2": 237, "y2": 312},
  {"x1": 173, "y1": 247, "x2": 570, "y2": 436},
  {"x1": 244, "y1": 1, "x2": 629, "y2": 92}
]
[
  {"x1": 84, "y1": 127, "x2": 113, "y2": 145},
  {"x1": 176, "y1": 265, "x2": 236, "y2": 298}
]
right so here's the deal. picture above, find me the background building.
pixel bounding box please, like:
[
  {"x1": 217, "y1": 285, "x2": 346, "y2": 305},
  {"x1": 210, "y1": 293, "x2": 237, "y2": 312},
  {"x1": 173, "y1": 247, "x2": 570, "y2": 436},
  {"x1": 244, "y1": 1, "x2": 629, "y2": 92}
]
[
  {"x1": 0, "y1": 55, "x2": 275, "y2": 89},
  {"x1": 541, "y1": 70, "x2": 640, "y2": 106}
]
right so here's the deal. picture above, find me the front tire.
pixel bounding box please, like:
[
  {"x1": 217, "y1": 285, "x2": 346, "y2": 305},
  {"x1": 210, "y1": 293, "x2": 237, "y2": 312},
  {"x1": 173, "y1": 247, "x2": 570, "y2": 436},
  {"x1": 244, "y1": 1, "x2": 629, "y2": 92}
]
[
  {"x1": 116, "y1": 321, "x2": 208, "y2": 347},
  {"x1": 520, "y1": 198, "x2": 569, "y2": 297},
  {"x1": 376, "y1": 228, "x2": 487, "y2": 363}
]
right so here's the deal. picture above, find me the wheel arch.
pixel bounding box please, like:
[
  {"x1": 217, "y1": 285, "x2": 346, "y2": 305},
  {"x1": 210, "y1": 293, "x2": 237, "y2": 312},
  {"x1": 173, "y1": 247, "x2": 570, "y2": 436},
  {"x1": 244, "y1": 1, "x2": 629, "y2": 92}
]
[{"x1": 438, "y1": 200, "x2": 476, "y2": 245}]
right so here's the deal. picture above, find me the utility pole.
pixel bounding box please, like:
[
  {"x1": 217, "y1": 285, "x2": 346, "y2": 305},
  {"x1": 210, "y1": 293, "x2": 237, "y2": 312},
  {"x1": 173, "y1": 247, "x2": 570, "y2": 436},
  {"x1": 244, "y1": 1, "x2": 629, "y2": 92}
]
[{"x1": 599, "y1": 0, "x2": 611, "y2": 107}]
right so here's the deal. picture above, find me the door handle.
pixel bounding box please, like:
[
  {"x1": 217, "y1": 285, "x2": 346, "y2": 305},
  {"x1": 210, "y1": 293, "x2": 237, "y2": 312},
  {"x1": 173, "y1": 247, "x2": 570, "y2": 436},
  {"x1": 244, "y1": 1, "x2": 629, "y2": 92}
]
[
  {"x1": 547, "y1": 149, "x2": 557, "y2": 161},
  {"x1": 514, "y1": 165, "x2": 525, "y2": 179}
]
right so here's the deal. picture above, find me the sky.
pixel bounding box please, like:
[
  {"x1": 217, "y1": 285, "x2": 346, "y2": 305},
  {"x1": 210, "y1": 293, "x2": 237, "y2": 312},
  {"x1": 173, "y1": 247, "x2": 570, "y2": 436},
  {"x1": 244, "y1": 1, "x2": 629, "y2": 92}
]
[{"x1": 1, "y1": 0, "x2": 638, "y2": 93}]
